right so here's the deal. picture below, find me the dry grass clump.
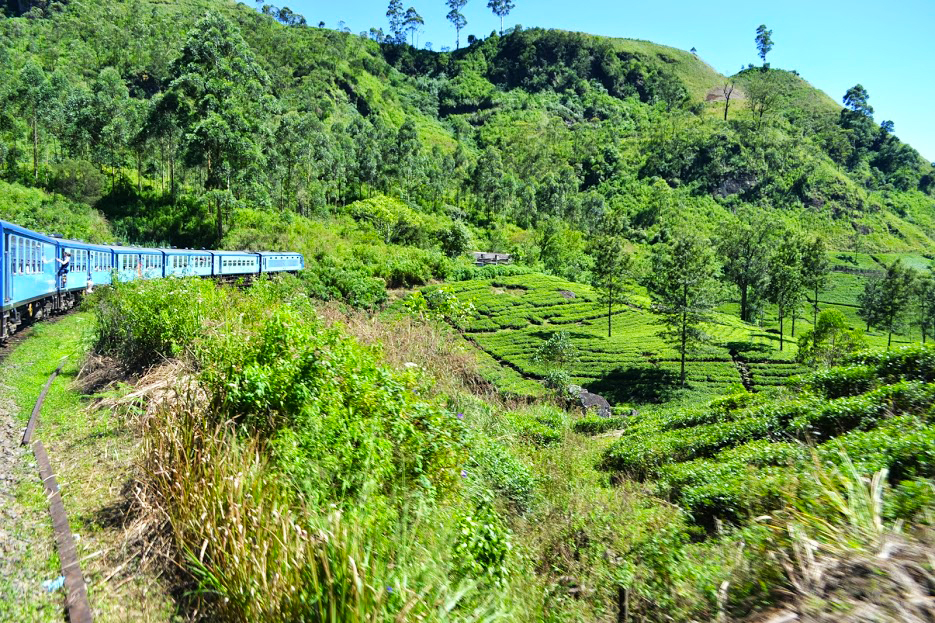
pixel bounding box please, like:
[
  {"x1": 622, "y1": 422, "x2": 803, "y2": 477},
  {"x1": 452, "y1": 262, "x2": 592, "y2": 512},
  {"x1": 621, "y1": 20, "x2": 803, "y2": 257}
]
[
  {"x1": 138, "y1": 389, "x2": 389, "y2": 622},
  {"x1": 762, "y1": 459, "x2": 935, "y2": 623},
  {"x1": 315, "y1": 302, "x2": 493, "y2": 397}
]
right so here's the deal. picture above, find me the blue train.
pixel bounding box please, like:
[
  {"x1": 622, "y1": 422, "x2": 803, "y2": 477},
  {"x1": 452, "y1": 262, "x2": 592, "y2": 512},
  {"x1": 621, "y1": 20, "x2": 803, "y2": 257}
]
[{"x1": 1, "y1": 219, "x2": 304, "y2": 340}]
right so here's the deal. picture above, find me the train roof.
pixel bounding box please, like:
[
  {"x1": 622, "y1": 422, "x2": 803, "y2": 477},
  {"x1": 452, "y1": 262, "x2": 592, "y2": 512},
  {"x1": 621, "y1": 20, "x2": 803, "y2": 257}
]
[
  {"x1": 55, "y1": 238, "x2": 116, "y2": 252},
  {"x1": 109, "y1": 245, "x2": 163, "y2": 253},
  {"x1": 0, "y1": 219, "x2": 59, "y2": 243},
  {"x1": 257, "y1": 251, "x2": 303, "y2": 256},
  {"x1": 158, "y1": 248, "x2": 214, "y2": 255}
]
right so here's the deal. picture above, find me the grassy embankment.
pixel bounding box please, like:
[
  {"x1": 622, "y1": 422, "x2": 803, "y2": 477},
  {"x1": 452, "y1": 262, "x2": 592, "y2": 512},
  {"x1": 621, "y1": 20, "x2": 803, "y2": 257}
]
[{"x1": 0, "y1": 313, "x2": 173, "y2": 622}]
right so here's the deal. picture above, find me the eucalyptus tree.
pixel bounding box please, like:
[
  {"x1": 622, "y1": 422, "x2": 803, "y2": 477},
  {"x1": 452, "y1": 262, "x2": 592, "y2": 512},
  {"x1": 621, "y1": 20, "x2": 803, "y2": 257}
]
[
  {"x1": 386, "y1": 0, "x2": 405, "y2": 42},
  {"x1": 718, "y1": 211, "x2": 774, "y2": 323},
  {"x1": 801, "y1": 235, "x2": 831, "y2": 326},
  {"x1": 487, "y1": 0, "x2": 514, "y2": 35},
  {"x1": 403, "y1": 7, "x2": 424, "y2": 46},
  {"x1": 590, "y1": 233, "x2": 630, "y2": 337},
  {"x1": 159, "y1": 12, "x2": 273, "y2": 242},
  {"x1": 755, "y1": 24, "x2": 773, "y2": 65},
  {"x1": 916, "y1": 270, "x2": 935, "y2": 344},
  {"x1": 446, "y1": 0, "x2": 468, "y2": 49},
  {"x1": 765, "y1": 230, "x2": 806, "y2": 351},
  {"x1": 11, "y1": 61, "x2": 54, "y2": 182}
]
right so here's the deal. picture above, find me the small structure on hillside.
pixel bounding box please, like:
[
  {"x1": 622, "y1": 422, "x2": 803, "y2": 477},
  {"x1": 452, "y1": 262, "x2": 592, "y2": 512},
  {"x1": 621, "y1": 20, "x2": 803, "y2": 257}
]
[{"x1": 471, "y1": 251, "x2": 512, "y2": 267}]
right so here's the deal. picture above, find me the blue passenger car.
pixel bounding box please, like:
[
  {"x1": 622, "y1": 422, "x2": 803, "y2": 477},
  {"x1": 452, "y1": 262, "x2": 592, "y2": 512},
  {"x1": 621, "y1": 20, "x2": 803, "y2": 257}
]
[
  {"x1": 58, "y1": 239, "x2": 116, "y2": 291},
  {"x1": 163, "y1": 249, "x2": 214, "y2": 278},
  {"x1": 260, "y1": 252, "x2": 304, "y2": 273},
  {"x1": 1, "y1": 220, "x2": 57, "y2": 309},
  {"x1": 113, "y1": 246, "x2": 164, "y2": 282},
  {"x1": 215, "y1": 251, "x2": 260, "y2": 277}
]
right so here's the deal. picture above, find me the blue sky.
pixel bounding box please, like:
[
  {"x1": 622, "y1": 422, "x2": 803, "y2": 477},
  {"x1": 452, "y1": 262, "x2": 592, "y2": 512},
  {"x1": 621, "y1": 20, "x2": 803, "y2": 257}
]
[{"x1": 245, "y1": 0, "x2": 935, "y2": 162}]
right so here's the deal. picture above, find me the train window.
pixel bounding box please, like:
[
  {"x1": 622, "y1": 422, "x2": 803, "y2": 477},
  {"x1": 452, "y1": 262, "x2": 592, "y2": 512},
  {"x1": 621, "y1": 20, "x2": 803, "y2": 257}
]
[{"x1": 18, "y1": 238, "x2": 24, "y2": 274}]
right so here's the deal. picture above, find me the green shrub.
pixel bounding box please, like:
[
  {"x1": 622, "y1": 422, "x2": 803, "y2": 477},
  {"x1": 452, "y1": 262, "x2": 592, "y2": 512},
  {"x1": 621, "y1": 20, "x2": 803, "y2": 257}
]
[
  {"x1": 848, "y1": 346, "x2": 935, "y2": 383},
  {"x1": 92, "y1": 277, "x2": 222, "y2": 369},
  {"x1": 300, "y1": 255, "x2": 388, "y2": 309},
  {"x1": 452, "y1": 501, "x2": 512, "y2": 586},
  {"x1": 796, "y1": 365, "x2": 876, "y2": 399},
  {"x1": 885, "y1": 479, "x2": 935, "y2": 521},
  {"x1": 573, "y1": 416, "x2": 630, "y2": 435},
  {"x1": 469, "y1": 441, "x2": 537, "y2": 512},
  {"x1": 507, "y1": 408, "x2": 564, "y2": 447}
]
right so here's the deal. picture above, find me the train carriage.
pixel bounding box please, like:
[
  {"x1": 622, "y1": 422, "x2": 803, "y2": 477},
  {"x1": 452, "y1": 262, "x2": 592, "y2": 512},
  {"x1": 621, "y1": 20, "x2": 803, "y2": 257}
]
[
  {"x1": 215, "y1": 251, "x2": 261, "y2": 277},
  {"x1": 57, "y1": 239, "x2": 116, "y2": 291},
  {"x1": 260, "y1": 252, "x2": 304, "y2": 274},
  {"x1": 163, "y1": 249, "x2": 213, "y2": 278},
  {"x1": 112, "y1": 246, "x2": 164, "y2": 282},
  {"x1": 1, "y1": 221, "x2": 58, "y2": 336}
]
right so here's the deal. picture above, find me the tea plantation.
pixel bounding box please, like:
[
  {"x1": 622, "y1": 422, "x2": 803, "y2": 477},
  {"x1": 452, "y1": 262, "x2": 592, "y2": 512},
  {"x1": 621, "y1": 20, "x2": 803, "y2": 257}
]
[
  {"x1": 600, "y1": 347, "x2": 935, "y2": 530},
  {"x1": 445, "y1": 273, "x2": 806, "y2": 404}
]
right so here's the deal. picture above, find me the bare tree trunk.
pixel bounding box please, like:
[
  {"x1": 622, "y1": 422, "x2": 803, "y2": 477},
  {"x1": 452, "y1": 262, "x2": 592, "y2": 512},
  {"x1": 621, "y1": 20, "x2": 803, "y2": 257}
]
[
  {"x1": 32, "y1": 115, "x2": 39, "y2": 183},
  {"x1": 779, "y1": 310, "x2": 784, "y2": 351}
]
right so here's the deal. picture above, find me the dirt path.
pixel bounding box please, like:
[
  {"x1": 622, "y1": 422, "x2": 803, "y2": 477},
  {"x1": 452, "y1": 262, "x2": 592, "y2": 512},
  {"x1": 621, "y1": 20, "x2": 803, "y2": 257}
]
[{"x1": 729, "y1": 349, "x2": 755, "y2": 392}]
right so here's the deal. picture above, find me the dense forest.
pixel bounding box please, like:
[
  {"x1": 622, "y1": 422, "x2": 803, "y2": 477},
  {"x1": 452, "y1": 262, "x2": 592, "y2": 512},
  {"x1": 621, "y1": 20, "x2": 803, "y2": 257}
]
[{"x1": 5, "y1": 1, "x2": 935, "y2": 622}]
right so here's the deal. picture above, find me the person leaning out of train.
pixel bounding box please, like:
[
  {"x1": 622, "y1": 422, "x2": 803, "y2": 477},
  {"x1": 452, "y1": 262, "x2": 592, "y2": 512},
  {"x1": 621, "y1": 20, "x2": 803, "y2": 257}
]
[{"x1": 56, "y1": 251, "x2": 71, "y2": 287}]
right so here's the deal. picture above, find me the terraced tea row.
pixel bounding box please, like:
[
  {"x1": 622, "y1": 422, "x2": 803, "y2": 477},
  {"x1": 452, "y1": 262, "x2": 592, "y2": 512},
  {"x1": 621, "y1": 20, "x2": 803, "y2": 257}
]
[
  {"x1": 446, "y1": 273, "x2": 806, "y2": 403},
  {"x1": 599, "y1": 347, "x2": 935, "y2": 527}
]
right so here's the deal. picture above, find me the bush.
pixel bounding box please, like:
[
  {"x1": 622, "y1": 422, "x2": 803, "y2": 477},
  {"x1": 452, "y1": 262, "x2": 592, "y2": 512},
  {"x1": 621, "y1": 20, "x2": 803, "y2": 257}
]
[
  {"x1": 92, "y1": 277, "x2": 222, "y2": 369},
  {"x1": 300, "y1": 255, "x2": 388, "y2": 309},
  {"x1": 573, "y1": 416, "x2": 629, "y2": 435},
  {"x1": 470, "y1": 441, "x2": 537, "y2": 512},
  {"x1": 452, "y1": 501, "x2": 512, "y2": 586},
  {"x1": 796, "y1": 365, "x2": 876, "y2": 399}
]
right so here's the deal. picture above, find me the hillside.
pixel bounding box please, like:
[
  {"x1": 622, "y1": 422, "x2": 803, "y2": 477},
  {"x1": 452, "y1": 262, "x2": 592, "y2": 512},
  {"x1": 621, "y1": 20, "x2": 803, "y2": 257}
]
[{"x1": 6, "y1": 3, "x2": 935, "y2": 622}]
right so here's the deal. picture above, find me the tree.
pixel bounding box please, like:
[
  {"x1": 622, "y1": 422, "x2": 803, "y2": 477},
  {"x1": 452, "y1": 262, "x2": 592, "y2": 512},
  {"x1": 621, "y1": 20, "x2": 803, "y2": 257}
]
[
  {"x1": 472, "y1": 146, "x2": 508, "y2": 222},
  {"x1": 160, "y1": 13, "x2": 272, "y2": 242},
  {"x1": 446, "y1": 0, "x2": 468, "y2": 49},
  {"x1": 486, "y1": 0, "x2": 514, "y2": 35},
  {"x1": 403, "y1": 6, "x2": 424, "y2": 46},
  {"x1": 386, "y1": 0, "x2": 404, "y2": 42},
  {"x1": 722, "y1": 80, "x2": 735, "y2": 121},
  {"x1": 11, "y1": 61, "x2": 54, "y2": 182},
  {"x1": 796, "y1": 309, "x2": 866, "y2": 368},
  {"x1": 861, "y1": 261, "x2": 916, "y2": 348},
  {"x1": 800, "y1": 236, "x2": 831, "y2": 326},
  {"x1": 755, "y1": 24, "x2": 773, "y2": 65},
  {"x1": 744, "y1": 70, "x2": 783, "y2": 130},
  {"x1": 916, "y1": 271, "x2": 935, "y2": 344},
  {"x1": 648, "y1": 228, "x2": 720, "y2": 387},
  {"x1": 843, "y1": 84, "x2": 873, "y2": 118},
  {"x1": 765, "y1": 231, "x2": 805, "y2": 351},
  {"x1": 534, "y1": 331, "x2": 578, "y2": 369},
  {"x1": 718, "y1": 212, "x2": 774, "y2": 323},
  {"x1": 590, "y1": 234, "x2": 630, "y2": 337}
]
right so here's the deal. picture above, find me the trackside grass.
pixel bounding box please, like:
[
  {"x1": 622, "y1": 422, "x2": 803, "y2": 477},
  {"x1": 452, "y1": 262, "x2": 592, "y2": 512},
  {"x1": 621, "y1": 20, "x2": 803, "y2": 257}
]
[{"x1": 0, "y1": 313, "x2": 173, "y2": 622}]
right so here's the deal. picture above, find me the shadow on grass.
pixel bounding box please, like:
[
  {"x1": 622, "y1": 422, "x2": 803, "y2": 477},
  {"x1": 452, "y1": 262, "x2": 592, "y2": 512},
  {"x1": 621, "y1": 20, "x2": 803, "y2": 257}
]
[
  {"x1": 585, "y1": 365, "x2": 680, "y2": 404},
  {"x1": 529, "y1": 330, "x2": 595, "y2": 341},
  {"x1": 723, "y1": 341, "x2": 773, "y2": 358}
]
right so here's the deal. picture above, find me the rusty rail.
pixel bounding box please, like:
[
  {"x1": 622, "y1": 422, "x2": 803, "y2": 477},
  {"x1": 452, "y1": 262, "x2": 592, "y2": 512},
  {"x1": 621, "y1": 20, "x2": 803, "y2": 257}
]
[
  {"x1": 20, "y1": 358, "x2": 93, "y2": 623},
  {"x1": 21, "y1": 358, "x2": 67, "y2": 446}
]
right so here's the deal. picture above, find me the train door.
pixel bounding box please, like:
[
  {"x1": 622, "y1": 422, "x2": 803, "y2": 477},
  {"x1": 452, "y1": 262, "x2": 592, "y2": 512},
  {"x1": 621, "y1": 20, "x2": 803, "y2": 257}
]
[{"x1": 2, "y1": 233, "x2": 10, "y2": 304}]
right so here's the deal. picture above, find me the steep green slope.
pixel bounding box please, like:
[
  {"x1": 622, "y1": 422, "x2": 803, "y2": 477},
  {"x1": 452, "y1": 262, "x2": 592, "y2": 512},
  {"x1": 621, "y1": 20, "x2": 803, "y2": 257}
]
[{"x1": 609, "y1": 37, "x2": 727, "y2": 100}]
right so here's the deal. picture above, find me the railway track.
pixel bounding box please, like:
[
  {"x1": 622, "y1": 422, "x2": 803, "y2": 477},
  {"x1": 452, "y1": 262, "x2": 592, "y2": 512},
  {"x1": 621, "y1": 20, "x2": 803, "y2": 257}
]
[{"x1": 2, "y1": 321, "x2": 92, "y2": 622}]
